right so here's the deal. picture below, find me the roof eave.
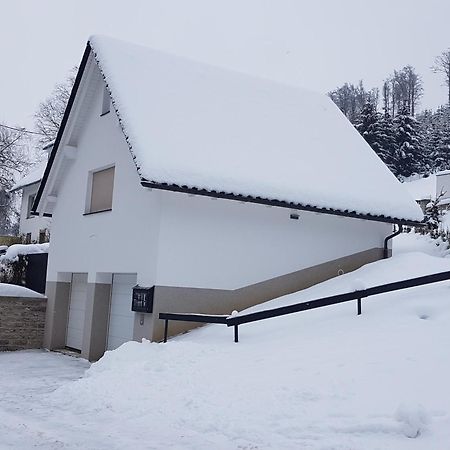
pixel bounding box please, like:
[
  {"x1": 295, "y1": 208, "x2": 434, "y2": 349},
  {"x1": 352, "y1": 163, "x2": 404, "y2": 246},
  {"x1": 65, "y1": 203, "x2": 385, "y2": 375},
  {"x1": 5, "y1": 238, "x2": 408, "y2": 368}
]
[
  {"x1": 10, "y1": 179, "x2": 42, "y2": 193},
  {"x1": 140, "y1": 180, "x2": 424, "y2": 227},
  {"x1": 32, "y1": 42, "x2": 92, "y2": 216}
]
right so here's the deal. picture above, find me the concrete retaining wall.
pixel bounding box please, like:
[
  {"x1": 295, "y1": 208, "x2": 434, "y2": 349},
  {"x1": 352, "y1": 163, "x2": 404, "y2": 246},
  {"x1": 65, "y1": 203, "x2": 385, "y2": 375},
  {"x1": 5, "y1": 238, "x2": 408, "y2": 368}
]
[{"x1": 0, "y1": 296, "x2": 47, "y2": 351}]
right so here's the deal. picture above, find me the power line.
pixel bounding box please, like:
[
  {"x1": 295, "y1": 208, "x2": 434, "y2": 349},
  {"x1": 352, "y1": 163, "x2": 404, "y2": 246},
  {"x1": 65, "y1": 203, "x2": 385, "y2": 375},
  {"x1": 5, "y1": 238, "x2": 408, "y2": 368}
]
[{"x1": 0, "y1": 123, "x2": 46, "y2": 136}]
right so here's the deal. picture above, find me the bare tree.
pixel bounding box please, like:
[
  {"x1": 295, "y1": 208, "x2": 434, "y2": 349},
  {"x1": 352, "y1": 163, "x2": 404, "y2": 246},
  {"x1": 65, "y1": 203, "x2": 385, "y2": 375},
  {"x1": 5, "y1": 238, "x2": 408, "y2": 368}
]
[
  {"x1": 384, "y1": 66, "x2": 423, "y2": 116},
  {"x1": 0, "y1": 125, "x2": 27, "y2": 188},
  {"x1": 328, "y1": 81, "x2": 378, "y2": 124},
  {"x1": 432, "y1": 49, "x2": 450, "y2": 105},
  {"x1": 0, "y1": 125, "x2": 28, "y2": 234},
  {"x1": 34, "y1": 67, "x2": 77, "y2": 143}
]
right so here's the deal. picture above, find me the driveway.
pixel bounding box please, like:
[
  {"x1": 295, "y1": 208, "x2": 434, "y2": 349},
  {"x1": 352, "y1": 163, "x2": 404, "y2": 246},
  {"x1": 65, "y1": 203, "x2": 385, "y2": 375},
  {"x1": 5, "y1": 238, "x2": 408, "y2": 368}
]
[{"x1": 0, "y1": 350, "x2": 89, "y2": 449}]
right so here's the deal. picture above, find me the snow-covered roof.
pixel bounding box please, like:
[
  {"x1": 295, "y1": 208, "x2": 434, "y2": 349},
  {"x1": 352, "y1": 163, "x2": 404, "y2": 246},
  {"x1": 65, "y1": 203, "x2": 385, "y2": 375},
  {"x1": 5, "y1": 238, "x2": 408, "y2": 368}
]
[
  {"x1": 402, "y1": 175, "x2": 436, "y2": 202},
  {"x1": 10, "y1": 161, "x2": 46, "y2": 192},
  {"x1": 38, "y1": 35, "x2": 424, "y2": 224}
]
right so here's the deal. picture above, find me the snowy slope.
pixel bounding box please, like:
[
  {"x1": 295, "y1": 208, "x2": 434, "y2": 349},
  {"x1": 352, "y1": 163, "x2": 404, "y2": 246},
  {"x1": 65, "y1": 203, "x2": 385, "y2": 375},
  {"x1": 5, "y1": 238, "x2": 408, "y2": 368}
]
[
  {"x1": 42, "y1": 237, "x2": 450, "y2": 449},
  {"x1": 88, "y1": 35, "x2": 422, "y2": 222}
]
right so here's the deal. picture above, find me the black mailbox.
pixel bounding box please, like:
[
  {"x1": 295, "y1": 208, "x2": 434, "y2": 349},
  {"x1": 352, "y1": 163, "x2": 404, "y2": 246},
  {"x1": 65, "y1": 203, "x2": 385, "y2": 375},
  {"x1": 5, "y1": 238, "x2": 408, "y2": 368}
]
[{"x1": 132, "y1": 285, "x2": 155, "y2": 313}]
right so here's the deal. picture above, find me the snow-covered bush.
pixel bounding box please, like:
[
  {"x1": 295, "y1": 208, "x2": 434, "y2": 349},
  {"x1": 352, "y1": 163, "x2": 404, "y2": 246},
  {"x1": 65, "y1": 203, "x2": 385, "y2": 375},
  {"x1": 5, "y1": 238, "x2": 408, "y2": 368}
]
[
  {"x1": 0, "y1": 256, "x2": 26, "y2": 286},
  {"x1": 416, "y1": 190, "x2": 450, "y2": 248},
  {"x1": 0, "y1": 243, "x2": 49, "y2": 286}
]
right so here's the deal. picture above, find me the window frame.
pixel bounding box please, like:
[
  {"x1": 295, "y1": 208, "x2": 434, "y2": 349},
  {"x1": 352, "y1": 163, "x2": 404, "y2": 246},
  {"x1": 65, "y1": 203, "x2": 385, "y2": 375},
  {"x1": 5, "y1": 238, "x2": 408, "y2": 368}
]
[
  {"x1": 100, "y1": 85, "x2": 111, "y2": 116},
  {"x1": 26, "y1": 193, "x2": 36, "y2": 219},
  {"x1": 85, "y1": 165, "x2": 115, "y2": 215}
]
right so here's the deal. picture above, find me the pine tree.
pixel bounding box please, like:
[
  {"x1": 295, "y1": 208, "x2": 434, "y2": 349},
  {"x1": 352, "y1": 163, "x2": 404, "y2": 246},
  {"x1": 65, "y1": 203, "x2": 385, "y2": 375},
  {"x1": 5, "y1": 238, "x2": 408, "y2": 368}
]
[
  {"x1": 435, "y1": 106, "x2": 450, "y2": 170},
  {"x1": 356, "y1": 102, "x2": 381, "y2": 151},
  {"x1": 393, "y1": 106, "x2": 423, "y2": 178},
  {"x1": 356, "y1": 102, "x2": 398, "y2": 174},
  {"x1": 377, "y1": 112, "x2": 398, "y2": 174},
  {"x1": 418, "y1": 110, "x2": 436, "y2": 173}
]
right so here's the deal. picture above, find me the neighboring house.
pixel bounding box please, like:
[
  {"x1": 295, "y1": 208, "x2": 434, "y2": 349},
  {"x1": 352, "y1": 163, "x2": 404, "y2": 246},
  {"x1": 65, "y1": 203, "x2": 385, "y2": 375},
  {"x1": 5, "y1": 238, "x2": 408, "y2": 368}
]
[
  {"x1": 33, "y1": 36, "x2": 423, "y2": 361},
  {"x1": 402, "y1": 171, "x2": 450, "y2": 213},
  {"x1": 11, "y1": 145, "x2": 52, "y2": 244}
]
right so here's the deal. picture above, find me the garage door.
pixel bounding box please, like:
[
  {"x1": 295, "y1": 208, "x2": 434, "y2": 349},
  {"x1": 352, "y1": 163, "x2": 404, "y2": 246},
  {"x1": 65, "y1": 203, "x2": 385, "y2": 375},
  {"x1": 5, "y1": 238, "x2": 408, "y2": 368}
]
[
  {"x1": 107, "y1": 273, "x2": 137, "y2": 350},
  {"x1": 66, "y1": 273, "x2": 88, "y2": 351}
]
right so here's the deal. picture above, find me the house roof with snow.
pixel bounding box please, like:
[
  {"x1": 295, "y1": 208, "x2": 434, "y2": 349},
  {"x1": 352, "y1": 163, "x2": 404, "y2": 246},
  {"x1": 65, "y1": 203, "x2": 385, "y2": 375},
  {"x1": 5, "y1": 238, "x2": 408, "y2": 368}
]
[
  {"x1": 402, "y1": 175, "x2": 436, "y2": 202},
  {"x1": 34, "y1": 35, "x2": 423, "y2": 225},
  {"x1": 10, "y1": 161, "x2": 47, "y2": 192}
]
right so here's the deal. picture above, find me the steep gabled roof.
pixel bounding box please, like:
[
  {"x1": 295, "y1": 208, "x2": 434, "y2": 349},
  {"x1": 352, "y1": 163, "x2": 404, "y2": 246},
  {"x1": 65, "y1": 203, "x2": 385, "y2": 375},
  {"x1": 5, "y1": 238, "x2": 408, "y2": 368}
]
[{"x1": 35, "y1": 35, "x2": 423, "y2": 225}]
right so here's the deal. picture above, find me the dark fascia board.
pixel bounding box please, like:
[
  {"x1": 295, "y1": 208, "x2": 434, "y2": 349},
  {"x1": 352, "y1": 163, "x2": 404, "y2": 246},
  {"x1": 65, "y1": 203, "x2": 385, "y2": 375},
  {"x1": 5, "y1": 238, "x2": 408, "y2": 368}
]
[
  {"x1": 32, "y1": 43, "x2": 92, "y2": 216},
  {"x1": 141, "y1": 180, "x2": 425, "y2": 227}
]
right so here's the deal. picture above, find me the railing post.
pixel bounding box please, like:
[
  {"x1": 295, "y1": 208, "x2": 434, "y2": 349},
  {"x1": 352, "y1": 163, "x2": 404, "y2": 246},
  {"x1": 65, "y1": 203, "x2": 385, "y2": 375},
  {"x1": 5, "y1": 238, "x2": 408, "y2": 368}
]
[
  {"x1": 357, "y1": 298, "x2": 362, "y2": 315},
  {"x1": 164, "y1": 319, "x2": 169, "y2": 343},
  {"x1": 234, "y1": 325, "x2": 239, "y2": 343}
]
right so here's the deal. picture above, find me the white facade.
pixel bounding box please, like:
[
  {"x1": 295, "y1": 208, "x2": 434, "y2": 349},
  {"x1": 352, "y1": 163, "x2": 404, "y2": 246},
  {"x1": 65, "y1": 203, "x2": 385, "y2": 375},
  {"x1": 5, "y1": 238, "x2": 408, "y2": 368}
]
[
  {"x1": 436, "y1": 172, "x2": 450, "y2": 199},
  {"x1": 17, "y1": 183, "x2": 51, "y2": 243}
]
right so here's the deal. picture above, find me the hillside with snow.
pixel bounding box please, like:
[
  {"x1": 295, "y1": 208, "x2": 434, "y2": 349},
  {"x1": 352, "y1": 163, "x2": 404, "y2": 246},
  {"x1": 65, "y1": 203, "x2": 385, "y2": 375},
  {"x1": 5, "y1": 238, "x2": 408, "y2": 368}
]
[{"x1": 1, "y1": 232, "x2": 450, "y2": 449}]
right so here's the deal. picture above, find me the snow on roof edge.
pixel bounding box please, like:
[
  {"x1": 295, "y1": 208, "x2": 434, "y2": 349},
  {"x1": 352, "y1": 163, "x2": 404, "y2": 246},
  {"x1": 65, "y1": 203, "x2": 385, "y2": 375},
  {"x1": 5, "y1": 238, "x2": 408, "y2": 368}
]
[{"x1": 77, "y1": 36, "x2": 424, "y2": 224}]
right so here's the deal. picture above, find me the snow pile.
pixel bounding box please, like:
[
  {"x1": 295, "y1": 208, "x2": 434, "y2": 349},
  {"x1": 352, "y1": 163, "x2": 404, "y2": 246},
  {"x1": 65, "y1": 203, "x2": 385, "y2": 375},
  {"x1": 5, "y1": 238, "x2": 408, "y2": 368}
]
[
  {"x1": 49, "y1": 251, "x2": 450, "y2": 449},
  {"x1": 393, "y1": 231, "x2": 450, "y2": 258},
  {"x1": 0, "y1": 283, "x2": 45, "y2": 298},
  {"x1": 395, "y1": 403, "x2": 429, "y2": 438},
  {"x1": 87, "y1": 35, "x2": 423, "y2": 222},
  {"x1": 0, "y1": 243, "x2": 49, "y2": 262}
]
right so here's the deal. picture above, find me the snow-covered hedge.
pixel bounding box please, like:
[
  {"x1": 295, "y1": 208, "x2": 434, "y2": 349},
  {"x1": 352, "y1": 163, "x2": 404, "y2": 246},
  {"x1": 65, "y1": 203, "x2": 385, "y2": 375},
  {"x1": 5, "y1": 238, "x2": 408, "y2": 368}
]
[
  {"x1": 0, "y1": 243, "x2": 49, "y2": 263},
  {"x1": 0, "y1": 243, "x2": 49, "y2": 286}
]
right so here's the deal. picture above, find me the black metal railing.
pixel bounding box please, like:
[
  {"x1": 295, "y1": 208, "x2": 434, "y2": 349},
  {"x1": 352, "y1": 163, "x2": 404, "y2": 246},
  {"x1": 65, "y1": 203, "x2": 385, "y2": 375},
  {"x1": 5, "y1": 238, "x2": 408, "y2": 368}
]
[
  {"x1": 159, "y1": 269, "x2": 450, "y2": 343},
  {"x1": 159, "y1": 313, "x2": 228, "y2": 342}
]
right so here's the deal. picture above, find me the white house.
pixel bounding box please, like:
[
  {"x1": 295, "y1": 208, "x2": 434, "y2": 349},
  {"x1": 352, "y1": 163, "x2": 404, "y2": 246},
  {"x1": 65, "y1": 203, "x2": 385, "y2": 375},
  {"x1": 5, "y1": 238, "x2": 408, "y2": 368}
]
[
  {"x1": 33, "y1": 35, "x2": 423, "y2": 361},
  {"x1": 402, "y1": 171, "x2": 450, "y2": 212},
  {"x1": 11, "y1": 144, "x2": 52, "y2": 243}
]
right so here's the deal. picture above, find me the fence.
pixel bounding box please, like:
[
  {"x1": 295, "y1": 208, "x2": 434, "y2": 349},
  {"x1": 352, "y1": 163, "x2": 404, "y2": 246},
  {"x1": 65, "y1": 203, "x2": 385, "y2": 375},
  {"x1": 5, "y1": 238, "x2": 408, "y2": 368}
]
[{"x1": 159, "y1": 269, "x2": 450, "y2": 343}]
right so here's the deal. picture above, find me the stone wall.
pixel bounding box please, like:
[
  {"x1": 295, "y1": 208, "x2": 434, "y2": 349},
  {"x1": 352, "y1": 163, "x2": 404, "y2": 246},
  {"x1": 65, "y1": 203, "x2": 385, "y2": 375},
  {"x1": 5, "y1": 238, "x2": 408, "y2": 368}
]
[{"x1": 0, "y1": 296, "x2": 47, "y2": 351}]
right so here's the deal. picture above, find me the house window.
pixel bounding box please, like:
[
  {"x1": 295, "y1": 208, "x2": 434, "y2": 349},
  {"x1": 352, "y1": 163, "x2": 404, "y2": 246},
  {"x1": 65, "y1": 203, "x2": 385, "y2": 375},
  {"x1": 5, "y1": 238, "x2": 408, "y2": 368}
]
[
  {"x1": 27, "y1": 194, "x2": 36, "y2": 219},
  {"x1": 39, "y1": 229, "x2": 49, "y2": 243},
  {"x1": 101, "y1": 86, "x2": 110, "y2": 116},
  {"x1": 87, "y1": 166, "x2": 115, "y2": 214}
]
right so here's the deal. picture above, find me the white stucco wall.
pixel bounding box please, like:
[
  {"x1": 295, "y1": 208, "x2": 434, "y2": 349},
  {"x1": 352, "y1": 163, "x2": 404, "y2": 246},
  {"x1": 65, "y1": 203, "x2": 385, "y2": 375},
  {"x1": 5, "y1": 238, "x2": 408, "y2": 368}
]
[
  {"x1": 18, "y1": 183, "x2": 51, "y2": 242},
  {"x1": 47, "y1": 66, "x2": 392, "y2": 290},
  {"x1": 436, "y1": 173, "x2": 450, "y2": 199},
  {"x1": 155, "y1": 191, "x2": 391, "y2": 289},
  {"x1": 46, "y1": 72, "x2": 162, "y2": 285}
]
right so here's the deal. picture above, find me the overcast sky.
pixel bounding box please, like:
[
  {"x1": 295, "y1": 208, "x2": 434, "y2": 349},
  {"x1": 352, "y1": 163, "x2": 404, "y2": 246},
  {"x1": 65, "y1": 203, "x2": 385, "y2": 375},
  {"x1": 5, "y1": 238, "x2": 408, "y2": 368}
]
[{"x1": 1, "y1": 0, "x2": 450, "y2": 130}]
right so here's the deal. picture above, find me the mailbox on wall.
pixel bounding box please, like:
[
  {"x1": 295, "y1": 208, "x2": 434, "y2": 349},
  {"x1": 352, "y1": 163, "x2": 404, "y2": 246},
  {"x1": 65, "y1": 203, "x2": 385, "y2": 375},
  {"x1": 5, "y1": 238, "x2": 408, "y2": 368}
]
[{"x1": 132, "y1": 285, "x2": 155, "y2": 313}]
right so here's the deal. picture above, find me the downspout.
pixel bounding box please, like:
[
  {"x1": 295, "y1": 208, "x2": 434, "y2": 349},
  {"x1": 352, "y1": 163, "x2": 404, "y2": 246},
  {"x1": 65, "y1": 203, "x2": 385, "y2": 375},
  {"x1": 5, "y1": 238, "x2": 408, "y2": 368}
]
[{"x1": 383, "y1": 224, "x2": 402, "y2": 259}]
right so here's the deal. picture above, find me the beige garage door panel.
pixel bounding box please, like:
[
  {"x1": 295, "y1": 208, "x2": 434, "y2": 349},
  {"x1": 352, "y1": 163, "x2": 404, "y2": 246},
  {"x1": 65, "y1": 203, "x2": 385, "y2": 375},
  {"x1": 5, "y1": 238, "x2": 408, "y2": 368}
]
[
  {"x1": 107, "y1": 273, "x2": 137, "y2": 351},
  {"x1": 66, "y1": 273, "x2": 88, "y2": 351}
]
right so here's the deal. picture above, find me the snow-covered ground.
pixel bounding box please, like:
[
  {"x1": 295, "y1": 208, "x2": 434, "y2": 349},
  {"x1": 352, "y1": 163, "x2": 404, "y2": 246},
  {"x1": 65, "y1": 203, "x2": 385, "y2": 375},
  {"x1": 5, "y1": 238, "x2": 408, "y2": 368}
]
[
  {"x1": 0, "y1": 283, "x2": 45, "y2": 298},
  {"x1": 1, "y1": 232, "x2": 450, "y2": 449}
]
